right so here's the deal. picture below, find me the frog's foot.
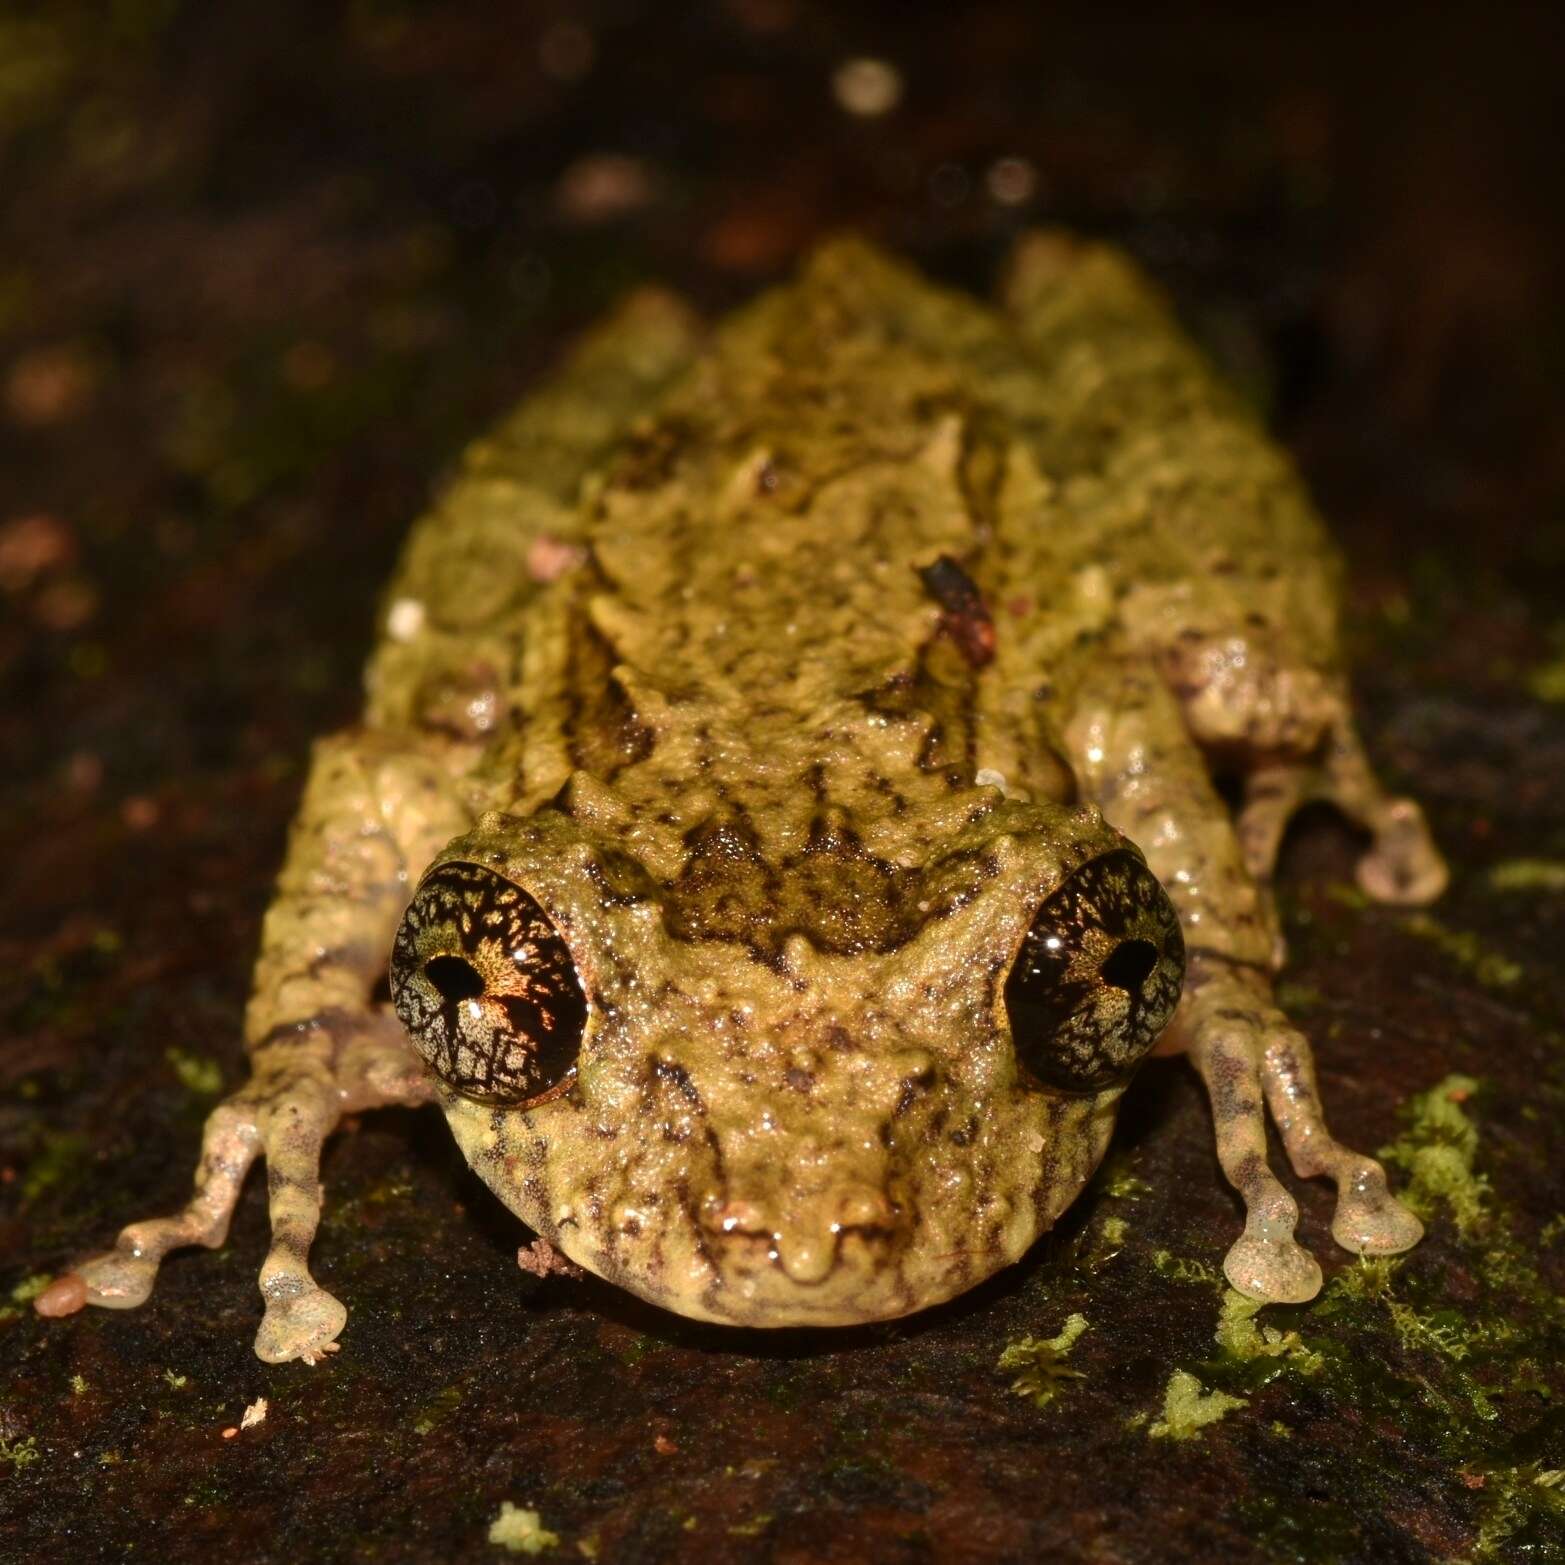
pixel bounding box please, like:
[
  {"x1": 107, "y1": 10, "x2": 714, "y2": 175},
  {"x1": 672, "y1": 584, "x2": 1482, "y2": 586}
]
[
  {"x1": 34, "y1": 1098, "x2": 263, "y2": 1319},
  {"x1": 1258, "y1": 1029, "x2": 1424, "y2": 1256},
  {"x1": 249, "y1": 1024, "x2": 433, "y2": 1362},
  {"x1": 1178, "y1": 971, "x2": 1323, "y2": 1302},
  {"x1": 1175, "y1": 956, "x2": 1421, "y2": 1301},
  {"x1": 1236, "y1": 719, "x2": 1448, "y2": 908},
  {"x1": 1350, "y1": 795, "x2": 1447, "y2": 907},
  {"x1": 36, "y1": 1017, "x2": 434, "y2": 1363},
  {"x1": 248, "y1": 1064, "x2": 348, "y2": 1364}
]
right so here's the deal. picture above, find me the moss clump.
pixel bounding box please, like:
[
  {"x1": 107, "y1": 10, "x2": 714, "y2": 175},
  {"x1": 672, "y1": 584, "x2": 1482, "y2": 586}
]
[
  {"x1": 1326, "y1": 1254, "x2": 1402, "y2": 1302},
  {"x1": 997, "y1": 1314, "x2": 1089, "y2": 1409},
  {"x1": 1283, "y1": 1076, "x2": 1565, "y2": 1562},
  {"x1": 1215, "y1": 1290, "x2": 1323, "y2": 1375},
  {"x1": 411, "y1": 1383, "x2": 464, "y2": 1437},
  {"x1": 487, "y1": 1503, "x2": 560, "y2": 1555},
  {"x1": 19, "y1": 1130, "x2": 88, "y2": 1203},
  {"x1": 0, "y1": 1435, "x2": 40, "y2": 1470},
  {"x1": 1474, "y1": 1464, "x2": 1565, "y2": 1561},
  {"x1": 1148, "y1": 1371, "x2": 1247, "y2": 1441},
  {"x1": 1380, "y1": 1074, "x2": 1491, "y2": 1237},
  {"x1": 1093, "y1": 1151, "x2": 1151, "y2": 1200},
  {"x1": 9, "y1": 1274, "x2": 49, "y2": 1304},
  {"x1": 1400, "y1": 915, "x2": 1522, "y2": 990},
  {"x1": 1152, "y1": 1250, "x2": 1223, "y2": 1289},
  {"x1": 165, "y1": 1046, "x2": 223, "y2": 1095},
  {"x1": 1487, "y1": 858, "x2": 1565, "y2": 893},
  {"x1": 1527, "y1": 651, "x2": 1565, "y2": 703}
]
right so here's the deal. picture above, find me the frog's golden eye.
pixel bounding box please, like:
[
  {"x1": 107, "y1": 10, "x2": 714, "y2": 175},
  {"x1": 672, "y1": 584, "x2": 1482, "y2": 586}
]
[
  {"x1": 390, "y1": 862, "x2": 587, "y2": 1104},
  {"x1": 1005, "y1": 849, "x2": 1185, "y2": 1094}
]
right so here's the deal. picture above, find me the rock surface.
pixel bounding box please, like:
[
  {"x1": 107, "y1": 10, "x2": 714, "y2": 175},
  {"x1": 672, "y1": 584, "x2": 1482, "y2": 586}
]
[{"x1": 2, "y1": 5, "x2": 1561, "y2": 1562}]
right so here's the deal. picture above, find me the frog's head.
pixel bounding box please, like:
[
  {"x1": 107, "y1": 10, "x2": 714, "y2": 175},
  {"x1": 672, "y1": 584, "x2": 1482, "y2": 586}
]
[{"x1": 389, "y1": 786, "x2": 1183, "y2": 1327}]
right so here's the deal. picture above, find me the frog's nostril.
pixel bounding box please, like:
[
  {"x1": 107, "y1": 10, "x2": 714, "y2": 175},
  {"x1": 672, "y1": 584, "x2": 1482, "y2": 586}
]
[
  {"x1": 704, "y1": 1197, "x2": 768, "y2": 1236},
  {"x1": 1100, "y1": 937, "x2": 1158, "y2": 993},
  {"x1": 425, "y1": 955, "x2": 485, "y2": 1003},
  {"x1": 832, "y1": 1186, "x2": 896, "y2": 1233}
]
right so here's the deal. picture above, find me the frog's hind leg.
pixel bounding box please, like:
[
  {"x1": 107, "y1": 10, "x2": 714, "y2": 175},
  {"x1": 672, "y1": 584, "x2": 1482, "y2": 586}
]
[
  {"x1": 1065, "y1": 657, "x2": 1423, "y2": 1301},
  {"x1": 1236, "y1": 701, "x2": 1446, "y2": 907}
]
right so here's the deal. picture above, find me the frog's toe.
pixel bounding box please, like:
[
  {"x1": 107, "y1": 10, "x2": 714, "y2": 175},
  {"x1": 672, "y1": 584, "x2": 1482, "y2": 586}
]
[
  {"x1": 1223, "y1": 1221, "x2": 1323, "y2": 1304},
  {"x1": 1256, "y1": 1029, "x2": 1426, "y2": 1258},
  {"x1": 35, "y1": 1100, "x2": 263, "y2": 1328},
  {"x1": 69, "y1": 1243, "x2": 164, "y2": 1309},
  {"x1": 1332, "y1": 1183, "x2": 1424, "y2": 1255},
  {"x1": 33, "y1": 1271, "x2": 91, "y2": 1317},
  {"x1": 1355, "y1": 799, "x2": 1448, "y2": 906},
  {"x1": 255, "y1": 1280, "x2": 347, "y2": 1364}
]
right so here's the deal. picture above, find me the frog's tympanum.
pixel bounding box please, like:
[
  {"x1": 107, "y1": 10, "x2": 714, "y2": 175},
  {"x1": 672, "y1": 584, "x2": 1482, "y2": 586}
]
[{"x1": 38, "y1": 235, "x2": 1447, "y2": 1363}]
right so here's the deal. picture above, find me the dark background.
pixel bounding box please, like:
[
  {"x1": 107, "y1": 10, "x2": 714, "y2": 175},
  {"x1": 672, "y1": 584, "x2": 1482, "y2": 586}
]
[{"x1": 2, "y1": 4, "x2": 1563, "y2": 1561}]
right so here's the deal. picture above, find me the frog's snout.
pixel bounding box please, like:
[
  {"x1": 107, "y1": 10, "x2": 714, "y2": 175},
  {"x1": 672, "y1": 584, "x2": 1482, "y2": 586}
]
[{"x1": 699, "y1": 1181, "x2": 904, "y2": 1288}]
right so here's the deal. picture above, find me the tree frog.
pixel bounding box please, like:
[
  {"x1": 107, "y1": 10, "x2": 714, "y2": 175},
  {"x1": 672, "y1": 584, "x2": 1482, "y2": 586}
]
[{"x1": 37, "y1": 234, "x2": 1446, "y2": 1363}]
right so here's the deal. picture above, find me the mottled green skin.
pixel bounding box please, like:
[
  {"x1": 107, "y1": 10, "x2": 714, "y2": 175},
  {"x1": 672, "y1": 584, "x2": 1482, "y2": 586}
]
[{"x1": 40, "y1": 235, "x2": 1443, "y2": 1360}]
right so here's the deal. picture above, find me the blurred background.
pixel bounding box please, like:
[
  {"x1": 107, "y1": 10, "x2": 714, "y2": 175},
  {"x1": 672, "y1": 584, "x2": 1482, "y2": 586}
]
[{"x1": 2, "y1": 5, "x2": 1562, "y2": 1562}]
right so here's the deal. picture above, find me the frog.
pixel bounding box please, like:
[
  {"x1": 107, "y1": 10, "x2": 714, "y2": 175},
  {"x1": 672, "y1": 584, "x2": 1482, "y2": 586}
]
[{"x1": 35, "y1": 233, "x2": 1447, "y2": 1364}]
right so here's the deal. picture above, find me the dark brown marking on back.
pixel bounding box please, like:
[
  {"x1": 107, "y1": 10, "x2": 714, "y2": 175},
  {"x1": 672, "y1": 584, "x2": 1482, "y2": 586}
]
[{"x1": 918, "y1": 554, "x2": 996, "y2": 669}]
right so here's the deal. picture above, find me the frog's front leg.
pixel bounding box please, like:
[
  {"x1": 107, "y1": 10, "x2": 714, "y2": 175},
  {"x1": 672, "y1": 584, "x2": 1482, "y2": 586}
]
[
  {"x1": 35, "y1": 729, "x2": 465, "y2": 1362},
  {"x1": 1064, "y1": 659, "x2": 1423, "y2": 1301}
]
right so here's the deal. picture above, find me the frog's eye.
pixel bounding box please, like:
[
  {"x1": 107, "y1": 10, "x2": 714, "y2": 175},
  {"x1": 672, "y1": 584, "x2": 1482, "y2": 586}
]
[
  {"x1": 1005, "y1": 849, "x2": 1185, "y2": 1094},
  {"x1": 390, "y1": 862, "x2": 587, "y2": 1104}
]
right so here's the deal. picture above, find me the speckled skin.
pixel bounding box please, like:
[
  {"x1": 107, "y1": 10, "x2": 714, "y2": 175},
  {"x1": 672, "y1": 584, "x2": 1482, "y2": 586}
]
[{"x1": 37, "y1": 235, "x2": 1445, "y2": 1363}]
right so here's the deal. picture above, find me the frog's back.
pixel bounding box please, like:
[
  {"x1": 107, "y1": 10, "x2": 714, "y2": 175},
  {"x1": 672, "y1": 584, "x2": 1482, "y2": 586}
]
[{"x1": 364, "y1": 236, "x2": 1347, "y2": 786}]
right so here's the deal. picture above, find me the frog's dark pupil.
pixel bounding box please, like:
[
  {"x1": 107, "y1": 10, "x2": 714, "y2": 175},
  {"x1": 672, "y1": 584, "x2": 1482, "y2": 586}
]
[
  {"x1": 425, "y1": 955, "x2": 485, "y2": 1004},
  {"x1": 1100, "y1": 938, "x2": 1158, "y2": 993}
]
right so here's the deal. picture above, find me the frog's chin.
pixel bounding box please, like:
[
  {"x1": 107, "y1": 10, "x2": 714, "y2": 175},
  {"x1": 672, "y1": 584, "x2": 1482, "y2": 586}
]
[
  {"x1": 567, "y1": 1227, "x2": 1017, "y2": 1330},
  {"x1": 538, "y1": 1178, "x2": 1062, "y2": 1329}
]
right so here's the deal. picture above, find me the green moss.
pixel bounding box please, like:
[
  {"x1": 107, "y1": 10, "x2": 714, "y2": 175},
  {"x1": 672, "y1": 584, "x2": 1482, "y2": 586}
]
[
  {"x1": 1326, "y1": 1254, "x2": 1402, "y2": 1303},
  {"x1": 165, "y1": 1047, "x2": 223, "y2": 1096},
  {"x1": 1147, "y1": 1371, "x2": 1246, "y2": 1440},
  {"x1": 1215, "y1": 1290, "x2": 1323, "y2": 1375},
  {"x1": 1488, "y1": 858, "x2": 1565, "y2": 893},
  {"x1": 1326, "y1": 881, "x2": 1371, "y2": 911},
  {"x1": 997, "y1": 1314, "x2": 1090, "y2": 1408},
  {"x1": 1152, "y1": 1249, "x2": 1223, "y2": 1289},
  {"x1": 1093, "y1": 1152, "x2": 1151, "y2": 1200},
  {"x1": 20, "y1": 1131, "x2": 88, "y2": 1203},
  {"x1": 9, "y1": 1273, "x2": 49, "y2": 1304},
  {"x1": 1273, "y1": 979, "x2": 1323, "y2": 1013},
  {"x1": 727, "y1": 1513, "x2": 774, "y2": 1539},
  {"x1": 1271, "y1": 1074, "x2": 1565, "y2": 1562},
  {"x1": 0, "y1": 1435, "x2": 40, "y2": 1470},
  {"x1": 1400, "y1": 914, "x2": 1523, "y2": 990},
  {"x1": 1379, "y1": 1074, "x2": 1491, "y2": 1236},
  {"x1": 1528, "y1": 653, "x2": 1565, "y2": 703},
  {"x1": 411, "y1": 1383, "x2": 464, "y2": 1436},
  {"x1": 1474, "y1": 1464, "x2": 1565, "y2": 1561},
  {"x1": 487, "y1": 1502, "x2": 560, "y2": 1555},
  {"x1": 1385, "y1": 1300, "x2": 1470, "y2": 1360}
]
